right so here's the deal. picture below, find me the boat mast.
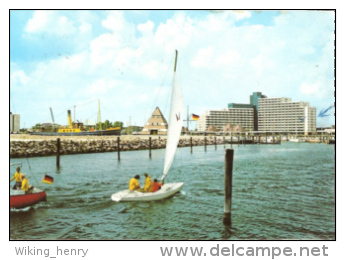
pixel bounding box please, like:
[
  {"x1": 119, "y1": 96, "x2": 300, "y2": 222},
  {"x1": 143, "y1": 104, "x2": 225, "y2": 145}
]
[
  {"x1": 187, "y1": 105, "x2": 189, "y2": 134},
  {"x1": 50, "y1": 107, "x2": 55, "y2": 124},
  {"x1": 98, "y1": 99, "x2": 102, "y2": 130},
  {"x1": 174, "y1": 50, "x2": 178, "y2": 72}
]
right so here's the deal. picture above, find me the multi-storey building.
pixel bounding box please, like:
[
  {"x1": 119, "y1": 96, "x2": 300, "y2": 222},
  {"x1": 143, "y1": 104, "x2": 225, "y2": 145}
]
[
  {"x1": 10, "y1": 112, "x2": 20, "y2": 133},
  {"x1": 197, "y1": 92, "x2": 266, "y2": 132},
  {"x1": 197, "y1": 107, "x2": 254, "y2": 132},
  {"x1": 258, "y1": 98, "x2": 316, "y2": 134}
]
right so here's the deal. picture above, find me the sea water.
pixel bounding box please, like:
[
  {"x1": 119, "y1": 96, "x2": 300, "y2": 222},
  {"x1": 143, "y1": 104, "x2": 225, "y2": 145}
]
[{"x1": 10, "y1": 142, "x2": 335, "y2": 240}]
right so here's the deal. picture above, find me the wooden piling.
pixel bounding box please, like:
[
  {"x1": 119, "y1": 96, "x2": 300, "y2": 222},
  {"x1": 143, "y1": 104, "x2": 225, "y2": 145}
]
[
  {"x1": 231, "y1": 134, "x2": 233, "y2": 148},
  {"x1": 223, "y1": 136, "x2": 225, "y2": 149},
  {"x1": 223, "y1": 149, "x2": 234, "y2": 226},
  {"x1": 190, "y1": 137, "x2": 193, "y2": 153},
  {"x1": 117, "y1": 137, "x2": 120, "y2": 160},
  {"x1": 215, "y1": 136, "x2": 217, "y2": 150},
  {"x1": 149, "y1": 137, "x2": 152, "y2": 158},
  {"x1": 204, "y1": 136, "x2": 207, "y2": 151},
  {"x1": 56, "y1": 138, "x2": 60, "y2": 168}
]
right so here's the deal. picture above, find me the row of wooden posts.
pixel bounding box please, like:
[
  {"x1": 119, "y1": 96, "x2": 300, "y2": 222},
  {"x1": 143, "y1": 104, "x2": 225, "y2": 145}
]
[
  {"x1": 56, "y1": 136, "x2": 252, "y2": 167},
  {"x1": 56, "y1": 137, "x2": 234, "y2": 226}
]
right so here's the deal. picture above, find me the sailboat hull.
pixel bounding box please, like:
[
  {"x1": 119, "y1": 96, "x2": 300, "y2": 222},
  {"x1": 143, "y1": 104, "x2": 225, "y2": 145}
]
[
  {"x1": 10, "y1": 188, "x2": 47, "y2": 209},
  {"x1": 111, "y1": 182, "x2": 184, "y2": 202}
]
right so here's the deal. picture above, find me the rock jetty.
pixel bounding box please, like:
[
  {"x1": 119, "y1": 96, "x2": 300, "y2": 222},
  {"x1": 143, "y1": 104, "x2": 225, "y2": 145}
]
[{"x1": 10, "y1": 135, "x2": 225, "y2": 158}]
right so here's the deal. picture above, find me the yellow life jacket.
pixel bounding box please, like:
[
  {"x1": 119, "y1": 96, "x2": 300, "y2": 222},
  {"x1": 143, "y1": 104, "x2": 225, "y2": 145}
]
[
  {"x1": 21, "y1": 178, "x2": 29, "y2": 191},
  {"x1": 144, "y1": 176, "x2": 152, "y2": 192},
  {"x1": 129, "y1": 178, "x2": 140, "y2": 191}
]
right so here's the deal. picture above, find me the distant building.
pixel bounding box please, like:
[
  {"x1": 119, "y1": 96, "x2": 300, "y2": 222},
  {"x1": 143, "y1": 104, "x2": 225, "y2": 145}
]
[
  {"x1": 10, "y1": 112, "x2": 20, "y2": 133},
  {"x1": 197, "y1": 91, "x2": 317, "y2": 134},
  {"x1": 197, "y1": 92, "x2": 266, "y2": 132},
  {"x1": 140, "y1": 107, "x2": 168, "y2": 135},
  {"x1": 258, "y1": 97, "x2": 316, "y2": 134},
  {"x1": 197, "y1": 108, "x2": 254, "y2": 132}
]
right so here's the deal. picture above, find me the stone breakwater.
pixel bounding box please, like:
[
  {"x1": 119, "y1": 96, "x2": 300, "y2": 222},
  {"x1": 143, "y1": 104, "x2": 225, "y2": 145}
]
[{"x1": 10, "y1": 136, "x2": 225, "y2": 158}]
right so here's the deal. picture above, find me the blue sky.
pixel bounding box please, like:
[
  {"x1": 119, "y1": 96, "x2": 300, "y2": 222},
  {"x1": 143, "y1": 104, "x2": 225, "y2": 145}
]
[{"x1": 10, "y1": 10, "x2": 335, "y2": 129}]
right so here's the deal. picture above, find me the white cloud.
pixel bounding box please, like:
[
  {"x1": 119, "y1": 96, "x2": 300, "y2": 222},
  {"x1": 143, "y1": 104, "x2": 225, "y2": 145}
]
[
  {"x1": 215, "y1": 49, "x2": 240, "y2": 66},
  {"x1": 10, "y1": 70, "x2": 30, "y2": 86},
  {"x1": 86, "y1": 79, "x2": 115, "y2": 94},
  {"x1": 190, "y1": 47, "x2": 214, "y2": 68},
  {"x1": 300, "y1": 82, "x2": 320, "y2": 95},
  {"x1": 231, "y1": 10, "x2": 252, "y2": 21},
  {"x1": 25, "y1": 11, "x2": 49, "y2": 33},
  {"x1": 79, "y1": 22, "x2": 92, "y2": 34},
  {"x1": 137, "y1": 21, "x2": 154, "y2": 35},
  {"x1": 101, "y1": 11, "x2": 126, "y2": 32},
  {"x1": 24, "y1": 11, "x2": 76, "y2": 36}
]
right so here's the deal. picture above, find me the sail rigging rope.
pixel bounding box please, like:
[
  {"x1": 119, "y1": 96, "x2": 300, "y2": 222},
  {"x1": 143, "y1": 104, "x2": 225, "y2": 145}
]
[{"x1": 26, "y1": 158, "x2": 41, "y2": 186}]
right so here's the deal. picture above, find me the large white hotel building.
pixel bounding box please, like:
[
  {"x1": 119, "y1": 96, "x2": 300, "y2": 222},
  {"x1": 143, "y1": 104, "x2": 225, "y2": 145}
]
[
  {"x1": 258, "y1": 97, "x2": 316, "y2": 134},
  {"x1": 197, "y1": 92, "x2": 316, "y2": 134}
]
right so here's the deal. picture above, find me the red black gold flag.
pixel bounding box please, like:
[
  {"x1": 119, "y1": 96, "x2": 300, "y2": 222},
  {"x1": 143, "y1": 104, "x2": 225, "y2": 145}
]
[
  {"x1": 192, "y1": 114, "x2": 200, "y2": 120},
  {"x1": 42, "y1": 175, "x2": 54, "y2": 184}
]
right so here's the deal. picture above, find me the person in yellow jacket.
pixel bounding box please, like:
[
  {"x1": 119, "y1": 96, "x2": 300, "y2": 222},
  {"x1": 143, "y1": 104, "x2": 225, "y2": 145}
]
[
  {"x1": 10, "y1": 167, "x2": 22, "y2": 190},
  {"x1": 143, "y1": 173, "x2": 152, "y2": 192},
  {"x1": 21, "y1": 174, "x2": 34, "y2": 194},
  {"x1": 129, "y1": 175, "x2": 140, "y2": 191}
]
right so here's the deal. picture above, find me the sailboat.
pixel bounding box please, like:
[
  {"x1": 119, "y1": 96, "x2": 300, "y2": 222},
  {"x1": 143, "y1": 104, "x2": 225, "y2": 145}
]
[
  {"x1": 10, "y1": 163, "x2": 47, "y2": 209},
  {"x1": 111, "y1": 50, "x2": 184, "y2": 202}
]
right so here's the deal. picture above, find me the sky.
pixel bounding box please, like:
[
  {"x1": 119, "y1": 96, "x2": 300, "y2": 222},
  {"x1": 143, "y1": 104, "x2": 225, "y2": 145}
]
[{"x1": 10, "y1": 10, "x2": 335, "y2": 129}]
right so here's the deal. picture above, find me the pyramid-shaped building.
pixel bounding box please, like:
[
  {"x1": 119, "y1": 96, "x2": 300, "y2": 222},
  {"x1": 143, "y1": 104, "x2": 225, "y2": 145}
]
[{"x1": 140, "y1": 107, "x2": 168, "y2": 135}]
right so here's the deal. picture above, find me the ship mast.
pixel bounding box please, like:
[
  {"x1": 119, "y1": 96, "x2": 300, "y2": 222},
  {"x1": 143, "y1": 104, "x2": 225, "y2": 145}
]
[{"x1": 98, "y1": 99, "x2": 102, "y2": 130}]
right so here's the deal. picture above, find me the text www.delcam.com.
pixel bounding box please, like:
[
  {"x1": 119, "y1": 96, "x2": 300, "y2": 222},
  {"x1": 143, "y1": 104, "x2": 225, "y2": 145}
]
[{"x1": 160, "y1": 244, "x2": 329, "y2": 259}]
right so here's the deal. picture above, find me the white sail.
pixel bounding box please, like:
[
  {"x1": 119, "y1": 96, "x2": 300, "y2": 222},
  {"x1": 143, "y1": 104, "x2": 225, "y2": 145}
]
[{"x1": 162, "y1": 52, "x2": 183, "y2": 181}]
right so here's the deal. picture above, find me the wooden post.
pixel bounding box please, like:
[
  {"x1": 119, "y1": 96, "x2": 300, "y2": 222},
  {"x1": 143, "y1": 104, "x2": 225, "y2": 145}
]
[
  {"x1": 223, "y1": 149, "x2": 234, "y2": 226},
  {"x1": 204, "y1": 136, "x2": 207, "y2": 151},
  {"x1": 149, "y1": 137, "x2": 152, "y2": 158},
  {"x1": 56, "y1": 138, "x2": 60, "y2": 168},
  {"x1": 231, "y1": 134, "x2": 233, "y2": 148},
  {"x1": 215, "y1": 136, "x2": 217, "y2": 150},
  {"x1": 223, "y1": 136, "x2": 225, "y2": 149},
  {"x1": 190, "y1": 137, "x2": 193, "y2": 153},
  {"x1": 117, "y1": 137, "x2": 120, "y2": 160}
]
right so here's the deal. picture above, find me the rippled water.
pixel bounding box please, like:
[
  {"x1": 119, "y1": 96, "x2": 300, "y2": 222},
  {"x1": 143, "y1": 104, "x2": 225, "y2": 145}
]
[{"x1": 10, "y1": 142, "x2": 335, "y2": 240}]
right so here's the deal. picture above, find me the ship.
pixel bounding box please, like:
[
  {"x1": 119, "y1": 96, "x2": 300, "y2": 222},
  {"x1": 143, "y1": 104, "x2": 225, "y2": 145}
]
[{"x1": 30, "y1": 109, "x2": 121, "y2": 136}]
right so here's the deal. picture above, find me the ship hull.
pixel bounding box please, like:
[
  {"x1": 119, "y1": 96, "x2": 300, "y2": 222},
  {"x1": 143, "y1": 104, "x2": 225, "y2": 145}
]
[{"x1": 29, "y1": 129, "x2": 121, "y2": 136}]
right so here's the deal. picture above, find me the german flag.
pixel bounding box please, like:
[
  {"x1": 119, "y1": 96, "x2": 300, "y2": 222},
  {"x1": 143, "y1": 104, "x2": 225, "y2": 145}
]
[
  {"x1": 192, "y1": 114, "x2": 200, "y2": 120},
  {"x1": 42, "y1": 175, "x2": 54, "y2": 184}
]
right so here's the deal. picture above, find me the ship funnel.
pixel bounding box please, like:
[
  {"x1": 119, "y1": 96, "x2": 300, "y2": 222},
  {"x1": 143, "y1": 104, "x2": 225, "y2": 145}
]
[{"x1": 67, "y1": 110, "x2": 73, "y2": 128}]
